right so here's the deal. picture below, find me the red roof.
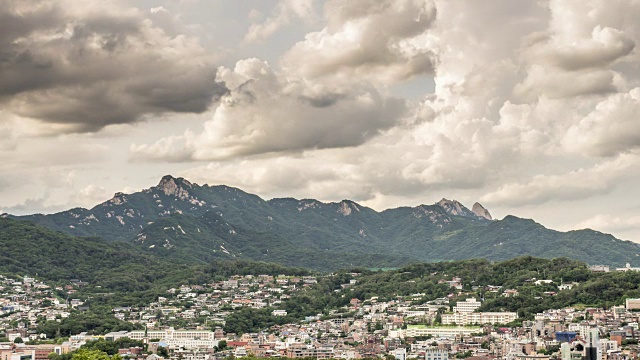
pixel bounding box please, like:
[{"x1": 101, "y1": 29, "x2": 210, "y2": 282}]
[{"x1": 227, "y1": 341, "x2": 249, "y2": 348}]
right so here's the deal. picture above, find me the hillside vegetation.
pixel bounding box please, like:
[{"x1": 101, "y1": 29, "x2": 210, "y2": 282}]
[{"x1": 11, "y1": 175, "x2": 640, "y2": 270}]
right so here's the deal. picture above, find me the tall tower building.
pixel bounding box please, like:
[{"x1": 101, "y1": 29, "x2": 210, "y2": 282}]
[
  {"x1": 585, "y1": 329, "x2": 601, "y2": 360},
  {"x1": 560, "y1": 343, "x2": 571, "y2": 360}
]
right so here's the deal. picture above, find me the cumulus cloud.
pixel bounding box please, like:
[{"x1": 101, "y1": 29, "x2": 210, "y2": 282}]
[
  {"x1": 0, "y1": 1, "x2": 226, "y2": 132},
  {"x1": 514, "y1": 65, "x2": 620, "y2": 100},
  {"x1": 281, "y1": 0, "x2": 438, "y2": 84},
  {"x1": 532, "y1": 26, "x2": 635, "y2": 71},
  {"x1": 480, "y1": 154, "x2": 638, "y2": 206},
  {"x1": 563, "y1": 88, "x2": 640, "y2": 156},
  {"x1": 245, "y1": 0, "x2": 316, "y2": 42},
  {"x1": 131, "y1": 58, "x2": 407, "y2": 160},
  {"x1": 182, "y1": 155, "x2": 378, "y2": 202}
]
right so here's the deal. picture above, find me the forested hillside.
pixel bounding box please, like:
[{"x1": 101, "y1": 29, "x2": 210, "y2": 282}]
[{"x1": 10, "y1": 175, "x2": 640, "y2": 270}]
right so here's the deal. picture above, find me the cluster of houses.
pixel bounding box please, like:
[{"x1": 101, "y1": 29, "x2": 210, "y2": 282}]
[
  {"x1": 111, "y1": 274, "x2": 319, "y2": 326},
  {"x1": 3, "y1": 271, "x2": 640, "y2": 360},
  {"x1": 0, "y1": 275, "x2": 74, "y2": 342}
]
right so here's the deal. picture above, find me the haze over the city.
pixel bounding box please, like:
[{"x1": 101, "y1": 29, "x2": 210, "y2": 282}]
[{"x1": 2, "y1": 0, "x2": 640, "y2": 241}]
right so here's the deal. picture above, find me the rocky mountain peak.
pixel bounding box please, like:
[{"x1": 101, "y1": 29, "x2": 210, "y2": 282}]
[
  {"x1": 156, "y1": 175, "x2": 193, "y2": 199},
  {"x1": 436, "y1": 198, "x2": 474, "y2": 217},
  {"x1": 337, "y1": 200, "x2": 361, "y2": 216},
  {"x1": 472, "y1": 202, "x2": 493, "y2": 220},
  {"x1": 106, "y1": 192, "x2": 128, "y2": 206}
]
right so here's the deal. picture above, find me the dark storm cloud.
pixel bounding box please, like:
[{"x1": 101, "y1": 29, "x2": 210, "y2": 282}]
[{"x1": 0, "y1": 1, "x2": 226, "y2": 132}]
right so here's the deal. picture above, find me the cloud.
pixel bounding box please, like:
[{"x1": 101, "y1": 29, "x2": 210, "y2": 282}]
[
  {"x1": 480, "y1": 153, "x2": 638, "y2": 206},
  {"x1": 575, "y1": 214, "x2": 640, "y2": 235},
  {"x1": 537, "y1": 26, "x2": 635, "y2": 71},
  {"x1": 514, "y1": 65, "x2": 619, "y2": 100},
  {"x1": 281, "y1": 0, "x2": 438, "y2": 85},
  {"x1": 182, "y1": 155, "x2": 378, "y2": 202},
  {"x1": 514, "y1": 26, "x2": 635, "y2": 100},
  {"x1": 0, "y1": 195, "x2": 69, "y2": 214},
  {"x1": 131, "y1": 58, "x2": 407, "y2": 161},
  {"x1": 244, "y1": 0, "x2": 316, "y2": 42},
  {"x1": 0, "y1": 1, "x2": 226, "y2": 132},
  {"x1": 129, "y1": 132, "x2": 196, "y2": 163},
  {"x1": 70, "y1": 184, "x2": 110, "y2": 208},
  {"x1": 563, "y1": 88, "x2": 640, "y2": 156}
]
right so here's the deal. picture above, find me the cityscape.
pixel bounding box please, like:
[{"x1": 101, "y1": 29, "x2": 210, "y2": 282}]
[{"x1": 2, "y1": 263, "x2": 640, "y2": 360}]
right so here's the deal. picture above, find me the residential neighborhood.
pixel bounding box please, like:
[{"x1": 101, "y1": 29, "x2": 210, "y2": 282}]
[{"x1": 3, "y1": 270, "x2": 640, "y2": 360}]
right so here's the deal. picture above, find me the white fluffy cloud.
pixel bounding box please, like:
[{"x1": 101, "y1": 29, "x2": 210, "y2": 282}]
[
  {"x1": 281, "y1": 0, "x2": 437, "y2": 84},
  {"x1": 131, "y1": 58, "x2": 406, "y2": 160},
  {"x1": 245, "y1": 0, "x2": 316, "y2": 42},
  {"x1": 563, "y1": 88, "x2": 640, "y2": 156},
  {"x1": 132, "y1": 0, "x2": 640, "y2": 202}
]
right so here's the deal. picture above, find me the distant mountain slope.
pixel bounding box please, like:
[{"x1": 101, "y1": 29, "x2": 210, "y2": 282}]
[
  {"x1": 0, "y1": 217, "x2": 180, "y2": 288},
  {"x1": 9, "y1": 175, "x2": 640, "y2": 270}
]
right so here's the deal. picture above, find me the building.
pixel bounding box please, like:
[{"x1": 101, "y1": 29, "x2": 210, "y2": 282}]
[
  {"x1": 600, "y1": 340, "x2": 618, "y2": 359},
  {"x1": 286, "y1": 344, "x2": 334, "y2": 359},
  {"x1": 441, "y1": 312, "x2": 518, "y2": 325},
  {"x1": 394, "y1": 348, "x2": 406, "y2": 360},
  {"x1": 588, "y1": 265, "x2": 610, "y2": 273},
  {"x1": 126, "y1": 328, "x2": 217, "y2": 349},
  {"x1": 104, "y1": 331, "x2": 130, "y2": 342},
  {"x1": 625, "y1": 298, "x2": 640, "y2": 310},
  {"x1": 585, "y1": 329, "x2": 601, "y2": 360},
  {"x1": 514, "y1": 355, "x2": 550, "y2": 360},
  {"x1": 616, "y1": 263, "x2": 640, "y2": 272},
  {"x1": 555, "y1": 332, "x2": 577, "y2": 343},
  {"x1": 404, "y1": 326, "x2": 482, "y2": 339},
  {"x1": 424, "y1": 349, "x2": 448, "y2": 360},
  {"x1": 453, "y1": 298, "x2": 482, "y2": 313},
  {"x1": 22, "y1": 345, "x2": 65, "y2": 360},
  {"x1": 560, "y1": 343, "x2": 571, "y2": 360}
]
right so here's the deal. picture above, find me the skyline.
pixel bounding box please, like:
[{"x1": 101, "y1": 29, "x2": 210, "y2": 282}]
[{"x1": 2, "y1": 0, "x2": 640, "y2": 241}]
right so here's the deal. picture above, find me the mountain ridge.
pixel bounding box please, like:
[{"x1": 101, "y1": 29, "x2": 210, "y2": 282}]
[{"x1": 7, "y1": 175, "x2": 640, "y2": 270}]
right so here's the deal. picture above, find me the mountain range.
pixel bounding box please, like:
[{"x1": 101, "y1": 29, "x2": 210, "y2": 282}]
[{"x1": 6, "y1": 175, "x2": 640, "y2": 270}]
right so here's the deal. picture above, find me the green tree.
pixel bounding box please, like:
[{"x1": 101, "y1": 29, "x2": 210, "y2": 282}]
[
  {"x1": 216, "y1": 340, "x2": 228, "y2": 352},
  {"x1": 72, "y1": 349, "x2": 121, "y2": 360},
  {"x1": 157, "y1": 347, "x2": 169, "y2": 358}
]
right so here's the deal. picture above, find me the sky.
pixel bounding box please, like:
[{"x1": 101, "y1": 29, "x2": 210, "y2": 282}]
[{"x1": 2, "y1": 0, "x2": 640, "y2": 241}]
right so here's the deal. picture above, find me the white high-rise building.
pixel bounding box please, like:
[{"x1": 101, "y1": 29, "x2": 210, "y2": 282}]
[
  {"x1": 560, "y1": 343, "x2": 571, "y2": 360},
  {"x1": 585, "y1": 329, "x2": 601, "y2": 360}
]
